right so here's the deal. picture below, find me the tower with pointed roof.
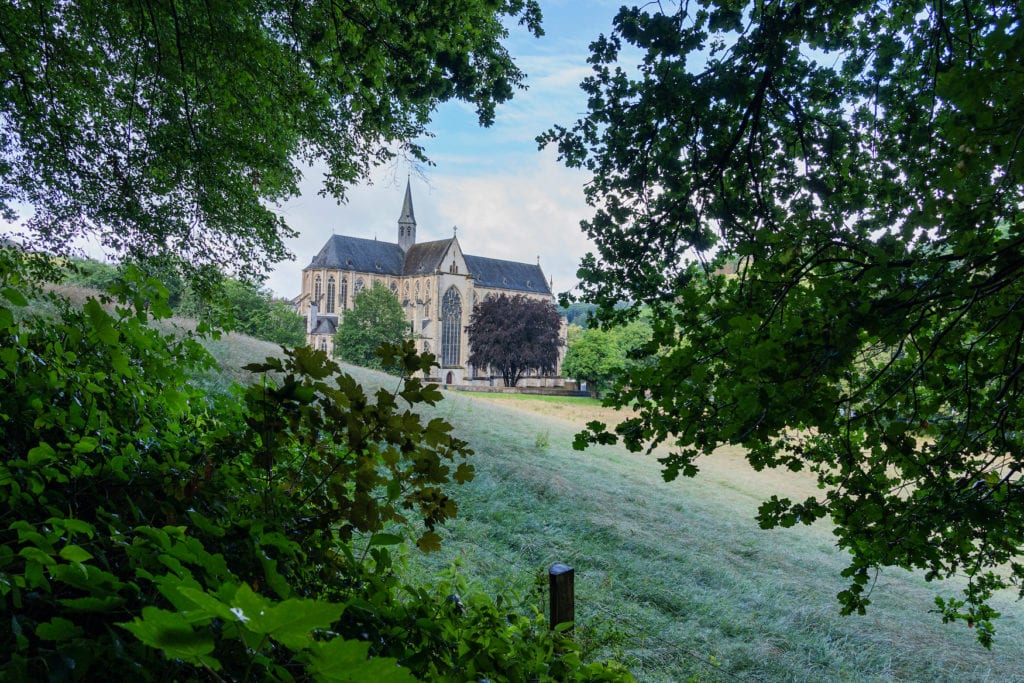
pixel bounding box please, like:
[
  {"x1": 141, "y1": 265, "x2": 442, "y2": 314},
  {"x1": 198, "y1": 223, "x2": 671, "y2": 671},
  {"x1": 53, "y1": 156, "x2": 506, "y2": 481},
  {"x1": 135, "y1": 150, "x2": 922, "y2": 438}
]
[{"x1": 397, "y1": 179, "x2": 416, "y2": 252}]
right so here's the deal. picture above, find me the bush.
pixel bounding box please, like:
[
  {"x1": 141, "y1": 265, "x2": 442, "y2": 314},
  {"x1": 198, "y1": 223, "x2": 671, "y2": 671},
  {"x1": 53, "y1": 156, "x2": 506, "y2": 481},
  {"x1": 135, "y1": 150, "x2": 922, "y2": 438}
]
[{"x1": 0, "y1": 248, "x2": 631, "y2": 681}]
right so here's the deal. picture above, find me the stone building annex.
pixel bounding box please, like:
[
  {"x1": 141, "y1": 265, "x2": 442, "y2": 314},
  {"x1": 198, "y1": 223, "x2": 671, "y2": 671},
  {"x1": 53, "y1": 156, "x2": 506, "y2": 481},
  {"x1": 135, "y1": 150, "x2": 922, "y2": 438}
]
[{"x1": 298, "y1": 182, "x2": 565, "y2": 386}]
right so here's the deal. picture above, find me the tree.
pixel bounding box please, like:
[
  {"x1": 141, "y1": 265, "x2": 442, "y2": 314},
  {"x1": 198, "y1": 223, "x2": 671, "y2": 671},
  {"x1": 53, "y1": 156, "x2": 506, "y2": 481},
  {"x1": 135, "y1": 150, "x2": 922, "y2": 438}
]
[
  {"x1": 1, "y1": 0, "x2": 542, "y2": 278},
  {"x1": 560, "y1": 302, "x2": 598, "y2": 328},
  {"x1": 334, "y1": 282, "x2": 409, "y2": 371},
  {"x1": 467, "y1": 294, "x2": 563, "y2": 387},
  {"x1": 179, "y1": 276, "x2": 306, "y2": 346},
  {"x1": 543, "y1": 1, "x2": 1024, "y2": 643},
  {"x1": 563, "y1": 320, "x2": 652, "y2": 397}
]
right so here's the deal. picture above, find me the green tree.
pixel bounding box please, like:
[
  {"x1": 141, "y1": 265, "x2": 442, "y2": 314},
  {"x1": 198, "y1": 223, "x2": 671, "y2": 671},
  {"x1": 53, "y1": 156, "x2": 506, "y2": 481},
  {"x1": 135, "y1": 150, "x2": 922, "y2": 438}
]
[
  {"x1": 467, "y1": 294, "x2": 563, "y2": 387},
  {"x1": 334, "y1": 282, "x2": 410, "y2": 371},
  {"x1": 1, "y1": 0, "x2": 541, "y2": 278},
  {"x1": 179, "y1": 276, "x2": 306, "y2": 346},
  {"x1": 560, "y1": 302, "x2": 598, "y2": 328},
  {"x1": 563, "y1": 321, "x2": 652, "y2": 397},
  {"x1": 543, "y1": 0, "x2": 1024, "y2": 643}
]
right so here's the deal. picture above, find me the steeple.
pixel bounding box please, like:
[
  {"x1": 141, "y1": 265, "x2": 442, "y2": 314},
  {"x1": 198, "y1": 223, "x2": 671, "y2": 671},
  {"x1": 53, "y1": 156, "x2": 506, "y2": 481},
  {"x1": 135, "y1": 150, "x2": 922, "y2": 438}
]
[{"x1": 397, "y1": 178, "x2": 416, "y2": 252}]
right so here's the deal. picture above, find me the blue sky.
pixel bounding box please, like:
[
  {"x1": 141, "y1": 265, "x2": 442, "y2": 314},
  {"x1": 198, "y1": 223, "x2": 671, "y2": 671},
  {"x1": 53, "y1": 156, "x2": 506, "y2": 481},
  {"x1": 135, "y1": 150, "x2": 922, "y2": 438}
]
[{"x1": 265, "y1": 1, "x2": 629, "y2": 298}]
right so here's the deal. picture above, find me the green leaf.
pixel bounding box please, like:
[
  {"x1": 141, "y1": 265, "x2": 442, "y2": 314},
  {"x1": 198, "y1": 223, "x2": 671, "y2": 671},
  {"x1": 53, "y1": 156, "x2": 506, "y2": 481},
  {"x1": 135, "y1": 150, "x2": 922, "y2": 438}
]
[
  {"x1": 305, "y1": 638, "x2": 417, "y2": 683},
  {"x1": 27, "y1": 442, "x2": 56, "y2": 466},
  {"x1": 73, "y1": 436, "x2": 99, "y2": 454},
  {"x1": 175, "y1": 586, "x2": 238, "y2": 622},
  {"x1": 58, "y1": 545, "x2": 94, "y2": 563},
  {"x1": 36, "y1": 617, "x2": 84, "y2": 641},
  {"x1": 1, "y1": 287, "x2": 28, "y2": 307},
  {"x1": 119, "y1": 607, "x2": 217, "y2": 667},
  {"x1": 232, "y1": 585, "x2": 346, "y2": 650},
  {"x1": 368, "y1": 533, "x2": 403, "y2": 547}
]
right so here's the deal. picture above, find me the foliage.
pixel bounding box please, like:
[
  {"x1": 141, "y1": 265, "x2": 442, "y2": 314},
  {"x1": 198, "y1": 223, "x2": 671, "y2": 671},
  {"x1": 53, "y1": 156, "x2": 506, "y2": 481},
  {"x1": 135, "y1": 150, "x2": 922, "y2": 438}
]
[
  {"x1": 562, "y1": 320, "x2": 653, "y2": 397},
  {"x1": 0, "y1": 249, "x2": 629, "y2": 680},
  {"x1": 334, "y1": 282, "x2": 410, "y2": 372},
  {"x1": 542, "y1": 0, "x2": 1024, "y2": 644},
  {"x1": 560, "y1": 302, "x2": 598, "y2": 328},
  {"x1": 467, "y1": 294, "x2": 563, "y2": 387},
  {"x1": 1, "y1": 0, "x2": 542, "y2": 278},
  {"x1": 58, "y1": 257, "x2": 122, "y2": 292},
  {"x1": 179, "y1": 275, "x2": 306, "y2": 346}
]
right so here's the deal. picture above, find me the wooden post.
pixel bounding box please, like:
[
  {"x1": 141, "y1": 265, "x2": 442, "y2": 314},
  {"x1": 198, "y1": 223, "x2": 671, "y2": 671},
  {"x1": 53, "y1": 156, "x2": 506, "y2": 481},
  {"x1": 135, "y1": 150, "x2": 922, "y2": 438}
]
[{"x1": 548, "y1": 562, "x2": 574, "y2": 633}]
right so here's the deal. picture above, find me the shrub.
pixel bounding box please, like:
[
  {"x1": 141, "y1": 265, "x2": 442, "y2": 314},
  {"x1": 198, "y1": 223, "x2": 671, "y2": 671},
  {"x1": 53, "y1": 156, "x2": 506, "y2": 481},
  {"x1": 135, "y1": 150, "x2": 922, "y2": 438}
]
[{"x1": 0, "y1": 248, "x2": 631, "y2": 681}]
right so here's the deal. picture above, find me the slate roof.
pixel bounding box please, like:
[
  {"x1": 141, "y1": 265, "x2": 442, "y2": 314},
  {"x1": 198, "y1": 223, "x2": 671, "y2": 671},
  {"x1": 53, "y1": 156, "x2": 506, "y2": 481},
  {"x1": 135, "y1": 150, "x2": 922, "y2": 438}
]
[
  {"x1": 465, "y1": 255, "x2": 551, "y2": 295},
  {"x1": 398, "y1": 181, "x2": 416, "y2": 225},
  {"x1": 306, "y1": 234, "x2": 551, "y2": 296},
  {"x1": 305, "y1": 235, "x2": 405, "y2": 275},
  {"x1": 402, "y1": 239, "x2": 454, "y2": 276},
  {"x1": 309, "y1": 316, "x2": 337, "y2": 335}
]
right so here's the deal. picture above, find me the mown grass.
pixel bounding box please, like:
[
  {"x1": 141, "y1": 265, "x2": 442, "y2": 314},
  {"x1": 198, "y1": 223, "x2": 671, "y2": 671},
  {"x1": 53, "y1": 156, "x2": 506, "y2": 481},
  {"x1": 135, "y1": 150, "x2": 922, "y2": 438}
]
[
  {"x1": 106, "y1": 312, "x2": 1024, "y2": 683},
  {"x1": 463, "y1": 390, "x2": 604, "y2": 407}
]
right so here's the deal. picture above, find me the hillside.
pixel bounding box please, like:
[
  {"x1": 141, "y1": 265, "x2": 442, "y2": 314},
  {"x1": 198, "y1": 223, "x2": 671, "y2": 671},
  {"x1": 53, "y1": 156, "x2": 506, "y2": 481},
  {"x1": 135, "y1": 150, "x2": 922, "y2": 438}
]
[{"x1": 176, "y1": 322, "x2": 1024, "y2": 681}]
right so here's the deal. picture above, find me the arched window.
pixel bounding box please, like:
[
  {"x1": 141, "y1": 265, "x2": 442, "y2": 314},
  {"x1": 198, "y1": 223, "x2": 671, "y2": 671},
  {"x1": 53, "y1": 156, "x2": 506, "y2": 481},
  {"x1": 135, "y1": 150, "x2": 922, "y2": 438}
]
[
  {"x1": 390, "y1": 282, "x2": 398, "y2": 295},
  {"x1": 326, "y1": 276, "x2": 336, "y2": 313},
  {"x1": 354, "y1": 278, "x2": 364, "y2": 296},
  {"x1": 441, "y1": 286, "x2": 462, "y2": 368},
  {"x1": 318, "y1": 338, "x2": 327, "y2": 352},
  {"x1": 340, "y1": 278, "x2": 348, "y2": 309},
  {"x1": 313, "y1": 276, "x2": 322, "y2": 308}
]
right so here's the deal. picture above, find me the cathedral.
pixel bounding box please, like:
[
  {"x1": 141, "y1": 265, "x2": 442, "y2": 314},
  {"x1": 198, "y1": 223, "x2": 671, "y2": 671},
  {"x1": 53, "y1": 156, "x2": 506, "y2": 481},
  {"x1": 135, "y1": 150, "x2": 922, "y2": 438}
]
[{"x1": 299, "y1": 182, "x2": 565, "y2": 386}]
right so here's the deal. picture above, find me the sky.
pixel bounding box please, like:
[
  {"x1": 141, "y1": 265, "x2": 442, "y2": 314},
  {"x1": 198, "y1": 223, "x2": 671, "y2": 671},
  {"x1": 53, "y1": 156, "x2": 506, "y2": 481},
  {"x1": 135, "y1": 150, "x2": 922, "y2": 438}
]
[{"x1": 263, "y1": 0, "x2": 628, "y2": 299}]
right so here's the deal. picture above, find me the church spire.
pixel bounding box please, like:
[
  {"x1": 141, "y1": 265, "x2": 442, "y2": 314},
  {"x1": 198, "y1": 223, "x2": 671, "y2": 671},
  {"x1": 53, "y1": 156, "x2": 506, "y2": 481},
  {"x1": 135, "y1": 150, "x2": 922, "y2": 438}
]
[{"x1": 397, "y1": 178, "x2": 416, "y2": 252}]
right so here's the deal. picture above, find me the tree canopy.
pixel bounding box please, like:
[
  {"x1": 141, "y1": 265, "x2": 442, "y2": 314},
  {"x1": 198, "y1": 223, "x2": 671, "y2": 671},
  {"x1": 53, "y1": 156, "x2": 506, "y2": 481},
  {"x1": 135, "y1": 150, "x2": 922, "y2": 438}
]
[
  {"x1": 334, "y1": 282, "x2": 410, "y2": 371},
  {"x1": 1, "y1": 0, "x2": 541, "y2": 277},
  {"x1": 178, "y1": 276, "x2": 306, "y2": 347},
  {"x1": 467, "y1": 294, "x2": 563, "y2": 387},
  {"x1": 543, "y1": 0, "x2": 1024, "y2": 643},
  {"x1": 563, "y1": 320, "x2": 652, "y2": 397}
]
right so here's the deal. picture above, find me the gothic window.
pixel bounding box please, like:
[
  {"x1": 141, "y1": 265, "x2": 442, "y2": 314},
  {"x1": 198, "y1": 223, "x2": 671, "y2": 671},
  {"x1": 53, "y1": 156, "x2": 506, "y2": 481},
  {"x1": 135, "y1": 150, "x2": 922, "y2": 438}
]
[
  {"x1": 449, "y1": 262, "x2": 458, "y2": 274},
  {"x1": 390, "y1": 282, "x2": 398, "y2": 295},
  {"x1": 313, "y1": 276, "x2": 322, "y2": 308},
  {"x1": 441, "y1": 286, "x2": 462, "y2": 368},
  {"x1": 326, "y1": 276, "x2": 336, "y2": 313},
  {"x1": 340, "y1": 278, "x2": 348, "y2": 309},
  {"x1": 415, "y1": 281, "x2": 421, "y2": 297},
  {"x1": 423, "y1": 341, "x2": 431, "y2": 354},
  {"x1": 404, "y1": 281, "x2": 410, "y2": 297},
  {"x1": 354, "y1": 278, "x2": 364, "y2": 295}
]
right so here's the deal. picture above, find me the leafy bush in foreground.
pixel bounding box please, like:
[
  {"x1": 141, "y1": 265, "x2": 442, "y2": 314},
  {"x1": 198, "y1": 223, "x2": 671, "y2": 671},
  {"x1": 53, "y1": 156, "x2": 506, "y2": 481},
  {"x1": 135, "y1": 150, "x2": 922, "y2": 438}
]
[{"x1": 0, "y1": 249, "x2": 630, "y2": 681}]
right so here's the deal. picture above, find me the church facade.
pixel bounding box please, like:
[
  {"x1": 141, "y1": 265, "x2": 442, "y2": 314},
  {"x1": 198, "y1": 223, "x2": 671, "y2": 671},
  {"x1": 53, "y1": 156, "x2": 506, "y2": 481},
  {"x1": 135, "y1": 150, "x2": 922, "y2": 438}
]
[{"x1": 298, "y1": 183, "x2": 565, "y2": 386}]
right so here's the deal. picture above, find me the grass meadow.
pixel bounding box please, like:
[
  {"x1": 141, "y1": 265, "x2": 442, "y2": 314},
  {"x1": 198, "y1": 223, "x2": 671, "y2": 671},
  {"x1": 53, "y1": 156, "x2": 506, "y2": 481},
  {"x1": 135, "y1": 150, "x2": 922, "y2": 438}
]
[{"x1": 194, "y1": 331, "x2": 1024, "y2": 682}]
